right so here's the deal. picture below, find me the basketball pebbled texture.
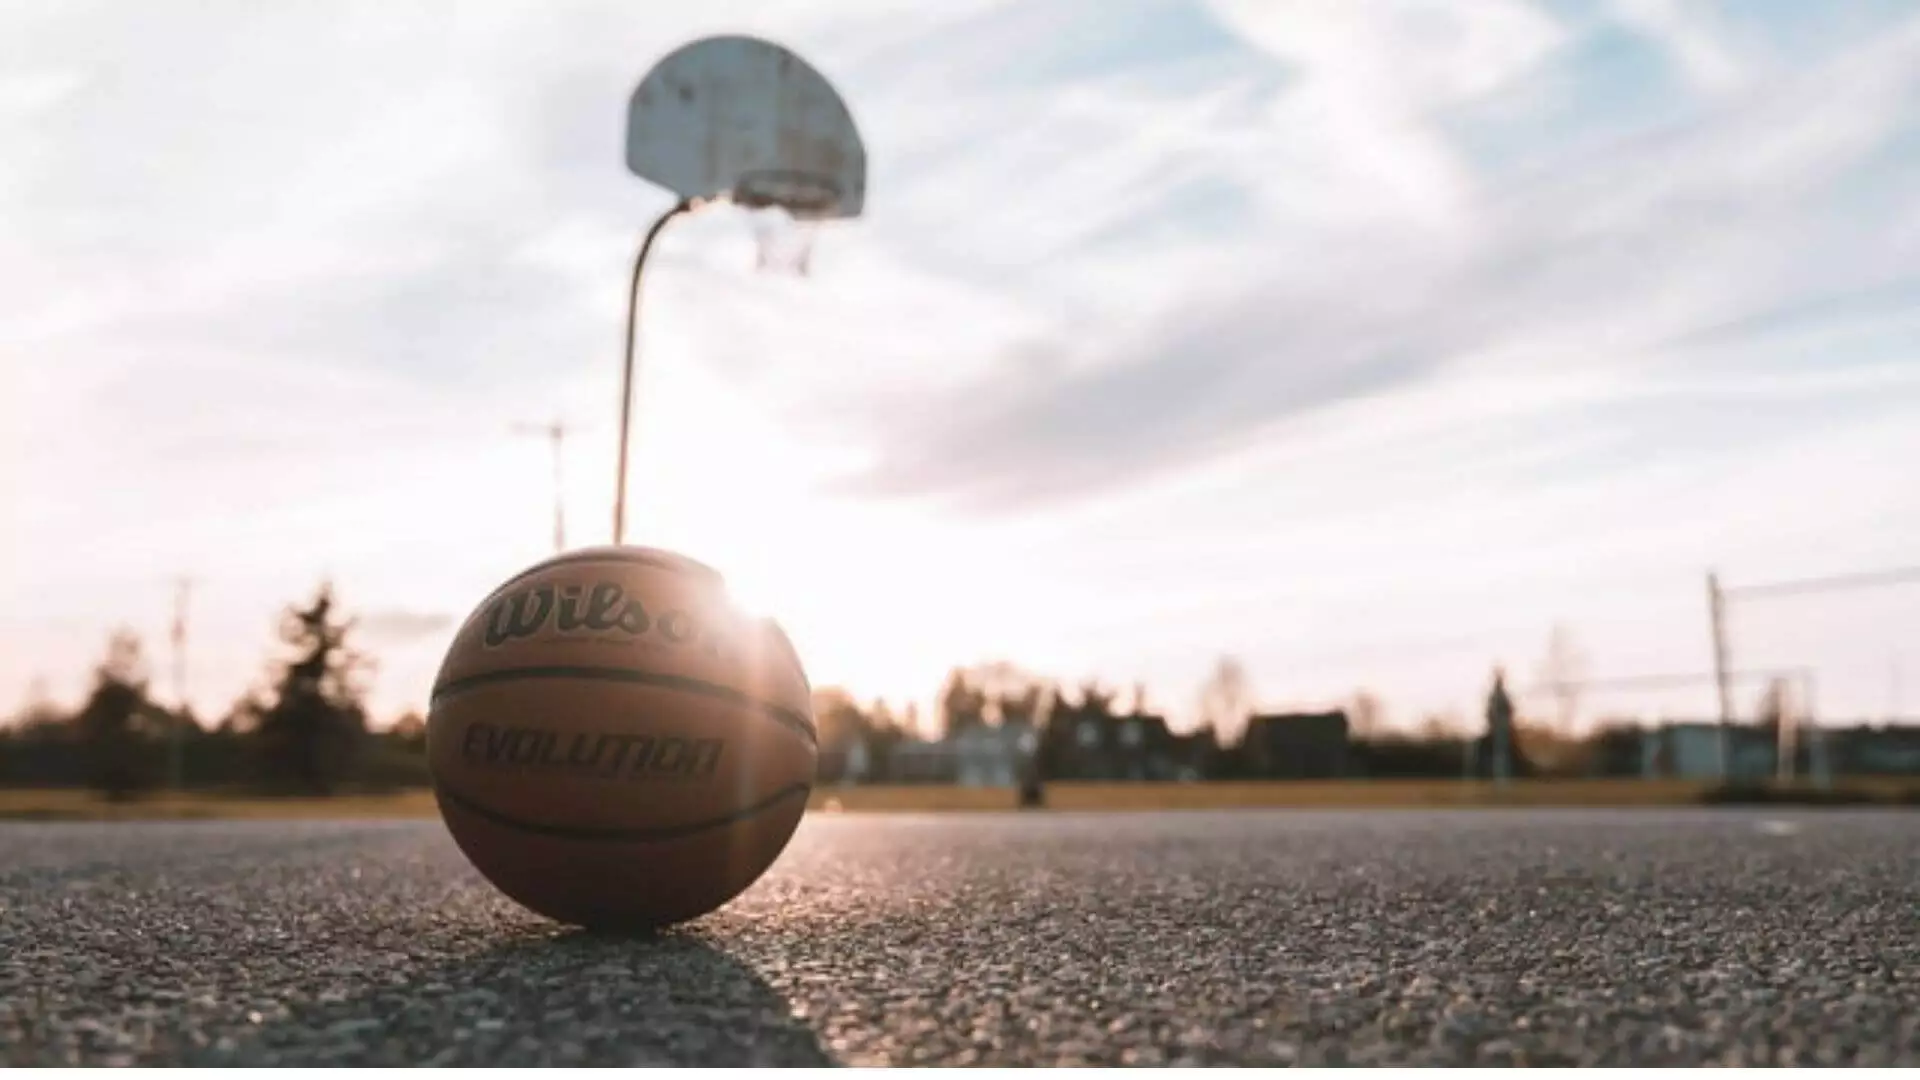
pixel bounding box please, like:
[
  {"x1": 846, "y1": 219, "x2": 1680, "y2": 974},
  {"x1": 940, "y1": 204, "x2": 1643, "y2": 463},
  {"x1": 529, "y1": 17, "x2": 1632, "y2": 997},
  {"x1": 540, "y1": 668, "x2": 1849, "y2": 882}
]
[{"x1": 425, "y1": 545, "x2": 817, "y2": 930}]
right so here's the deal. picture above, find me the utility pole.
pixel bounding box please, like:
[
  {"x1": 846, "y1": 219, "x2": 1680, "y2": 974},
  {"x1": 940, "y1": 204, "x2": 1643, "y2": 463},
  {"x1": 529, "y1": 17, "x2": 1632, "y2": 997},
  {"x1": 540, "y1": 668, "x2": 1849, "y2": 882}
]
[
  {"x1": 513, "y1": 418, "x2": 571, "y2": 554},
  {"x1": 169, "y1": 576, "x2": 196, "y2": 791},
  {"x1": 1706, "y1": 571, "x2": 1733, "y2": 780}
]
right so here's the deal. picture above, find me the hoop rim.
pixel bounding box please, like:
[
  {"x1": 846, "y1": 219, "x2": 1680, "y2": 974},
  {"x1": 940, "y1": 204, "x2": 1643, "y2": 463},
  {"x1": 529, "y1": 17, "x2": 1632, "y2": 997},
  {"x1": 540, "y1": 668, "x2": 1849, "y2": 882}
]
[{"x1": 731, "y1": 168, "x2": 848, "y2": 220}]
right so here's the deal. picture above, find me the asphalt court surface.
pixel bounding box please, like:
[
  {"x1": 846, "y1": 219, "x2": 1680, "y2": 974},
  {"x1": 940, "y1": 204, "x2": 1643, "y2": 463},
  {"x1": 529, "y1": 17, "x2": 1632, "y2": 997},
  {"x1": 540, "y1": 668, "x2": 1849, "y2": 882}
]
[{"x1": 3, "y1": 808, "x2": 1916, "y2": 1065}]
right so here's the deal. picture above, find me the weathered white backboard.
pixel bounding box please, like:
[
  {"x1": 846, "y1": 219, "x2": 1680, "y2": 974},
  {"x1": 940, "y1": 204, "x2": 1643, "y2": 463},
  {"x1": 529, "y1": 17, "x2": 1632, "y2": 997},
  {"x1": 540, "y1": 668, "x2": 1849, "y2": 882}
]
[{"x1": 625, "y1": 34, "x2": 866, "y2": 222}]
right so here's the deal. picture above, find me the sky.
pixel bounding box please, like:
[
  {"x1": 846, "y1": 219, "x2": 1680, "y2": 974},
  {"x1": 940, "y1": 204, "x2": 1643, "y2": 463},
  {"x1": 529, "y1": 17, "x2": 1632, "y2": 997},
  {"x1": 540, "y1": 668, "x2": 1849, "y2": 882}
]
[{"x1": 4, "y1": 0, "x2": 1919, "y2": 735}]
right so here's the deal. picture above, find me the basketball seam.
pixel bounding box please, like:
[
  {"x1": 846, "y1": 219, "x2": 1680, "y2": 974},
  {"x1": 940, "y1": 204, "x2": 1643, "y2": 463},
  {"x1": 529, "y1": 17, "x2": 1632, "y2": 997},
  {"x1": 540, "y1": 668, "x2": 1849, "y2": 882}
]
[
  {"x1": 429, "y1": 665, "x2": 818, "y2": 746},
  {"x1": 434, "y1": 779, "x2": 813, "y2": 843}
]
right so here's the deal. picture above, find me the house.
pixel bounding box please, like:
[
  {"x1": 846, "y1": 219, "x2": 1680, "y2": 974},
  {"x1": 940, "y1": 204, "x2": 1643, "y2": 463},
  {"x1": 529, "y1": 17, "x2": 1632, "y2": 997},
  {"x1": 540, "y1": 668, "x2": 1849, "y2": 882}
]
[
  {"x1": 1818, "y1": 724, "x2": 1920, "y2": 775},
  {"x1": 879, "y1": 721, "x2": 1039, "y2": 788},
  {"x1": 1037, "y1": 703, "x2": 1211, "y2": 781},
  {"x1": 1241, "y1": 710, "x2": 1350, "y2": 779},
  {"x1": 886, "y1": 737, "x2": 958, "y2": 785},
  {"x1": 952, "y1": 720, "x2": 1037, "y2": 787},
  {"x1": 1638, "y1": 722, "x2": 1776, "y2": 779}
]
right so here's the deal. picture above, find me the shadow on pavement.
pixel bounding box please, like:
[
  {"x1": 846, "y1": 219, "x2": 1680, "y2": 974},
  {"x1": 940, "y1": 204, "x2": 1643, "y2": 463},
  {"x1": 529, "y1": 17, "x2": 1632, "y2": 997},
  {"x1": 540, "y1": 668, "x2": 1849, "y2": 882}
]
[{"x1": 197, "y1": 926, "x2": 834, "y2": 1067}]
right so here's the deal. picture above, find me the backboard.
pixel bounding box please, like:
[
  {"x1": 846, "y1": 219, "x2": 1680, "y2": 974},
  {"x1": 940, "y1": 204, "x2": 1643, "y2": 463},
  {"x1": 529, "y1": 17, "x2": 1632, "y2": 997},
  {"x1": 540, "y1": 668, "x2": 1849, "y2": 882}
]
[{"x1": 625, "y1": 35, "x2": 866, "y2": 222}]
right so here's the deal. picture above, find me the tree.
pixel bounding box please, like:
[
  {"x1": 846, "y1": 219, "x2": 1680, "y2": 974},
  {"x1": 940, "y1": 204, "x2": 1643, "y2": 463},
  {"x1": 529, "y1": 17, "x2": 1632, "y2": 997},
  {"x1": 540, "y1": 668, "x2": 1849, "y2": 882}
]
[
  {"x1": 966, "y1": 660, "x2": 1030, "y2": 701},
  {"x1": 812, "y1": 687, "x2": 871, "y2": 752},
  {"x1": 994, "y1": 683, "x2": 1050, "y2": 729},
  {"x1": 1485, "y1": 667, "x2": 1516, "y2": 783},
  {"x1": 938, "y1": 668, "x2": 989, "y2": 738},
  {"x1": 1196, "y1": 656, "x2": 1254, "y2": 744},
  {"x1": 1036, "y1": 680, "x2": 1118, "y2": 781},
  {"x1": 7, "y1": 676, "x2": 68, "y2": 739},
  {"x1": 387, "y1": 710, "x2": 427, "y2": 753},
  {"x1": 1513, "y1": 718, "x2": 1594, "y2": 777},
  {"x1": 1418, "y1": 710, "x2": 1465, "y2": 741},
  {"x1": 74, "y1": 630, "x2": 161, "y2": 799},
  {"x1": 864, "y1": 699, "x2": 910, "y2": 783},
  {"x1": 249, "y1": 582, "x2": 373, "y2": 794},
  {"x1": 961, "y1": 661, "x2": 1052, "y2": 729},
  {"x1": 1535, "y1": 623, "x2": 1589, "y2": 732},
  {"x1": 1074, "y1": 681, "x2": 1118, "y2": 719},
  {"x1": 1348, "y1": 690, "x2": 1386, "y2": 740}
]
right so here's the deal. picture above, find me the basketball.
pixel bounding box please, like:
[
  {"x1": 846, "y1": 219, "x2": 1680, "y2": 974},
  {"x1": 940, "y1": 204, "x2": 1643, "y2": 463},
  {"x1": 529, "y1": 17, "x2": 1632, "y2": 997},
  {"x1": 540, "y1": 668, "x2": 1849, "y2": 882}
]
[{"x1": 425, "y1": 544, "x2": 817, "y2": 930}]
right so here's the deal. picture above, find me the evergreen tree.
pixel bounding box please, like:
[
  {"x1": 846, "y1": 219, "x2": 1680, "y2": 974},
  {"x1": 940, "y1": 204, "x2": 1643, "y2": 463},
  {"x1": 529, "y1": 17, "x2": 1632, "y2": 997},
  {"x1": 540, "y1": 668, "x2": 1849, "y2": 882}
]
[
  {"x1": 250, "y1": 582, "x2": 373, "y2": 794},
  {"x1": 74, "y1": 630, "x2": 160, "y2": 799}
]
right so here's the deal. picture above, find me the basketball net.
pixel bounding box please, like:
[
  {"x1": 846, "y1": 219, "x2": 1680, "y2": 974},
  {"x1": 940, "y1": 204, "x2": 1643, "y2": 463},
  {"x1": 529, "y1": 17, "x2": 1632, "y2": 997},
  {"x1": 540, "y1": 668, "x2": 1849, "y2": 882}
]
[{"x1": 750, "y1": 209, "x2": 819, "y2": 278}]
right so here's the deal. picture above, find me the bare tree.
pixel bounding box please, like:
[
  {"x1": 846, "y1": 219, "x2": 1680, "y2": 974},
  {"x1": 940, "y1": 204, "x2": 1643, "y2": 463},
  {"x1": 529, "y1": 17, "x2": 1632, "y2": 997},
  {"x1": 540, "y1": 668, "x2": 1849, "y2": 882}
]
[
  {"x1": 965, "y1": 660, "x2": 1053, "y2": 726},
  {"x1": 1419, "y1": 710, "x2": 1466, "y2": 741},
  {"x1": 811, "y1": 687, "x2": 870, "y2": 750},
  {"x1": 1535, "y1": 623, "x2": 1589, "y2": 732},
  {"x1": 1196, "y1": 656, "x2": 1254, "y2": 744},
  {"x1": 1348, "y1": 690, "x2": 1386, "y2": 739}
]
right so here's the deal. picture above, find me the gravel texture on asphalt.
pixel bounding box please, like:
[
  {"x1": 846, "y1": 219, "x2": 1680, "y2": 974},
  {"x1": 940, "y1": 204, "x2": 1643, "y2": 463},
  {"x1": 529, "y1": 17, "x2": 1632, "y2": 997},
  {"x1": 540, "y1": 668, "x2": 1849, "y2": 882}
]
[{"x1": 2, "y1": 808, "x2": 1917, "y2": 1066}]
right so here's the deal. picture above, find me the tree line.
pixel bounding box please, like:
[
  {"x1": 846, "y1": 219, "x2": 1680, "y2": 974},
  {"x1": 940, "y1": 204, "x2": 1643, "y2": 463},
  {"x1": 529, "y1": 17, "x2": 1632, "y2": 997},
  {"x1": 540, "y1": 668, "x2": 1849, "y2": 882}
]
[
  {"x1": 0, "y1": 583, "x2": 423, "y2": 798},
  {"x1": 809, "y1": 657, "x2": 1620, "y2": 784},
  {"x1": 3, "y1": 582, "x2": 1702, "y2": 797}
]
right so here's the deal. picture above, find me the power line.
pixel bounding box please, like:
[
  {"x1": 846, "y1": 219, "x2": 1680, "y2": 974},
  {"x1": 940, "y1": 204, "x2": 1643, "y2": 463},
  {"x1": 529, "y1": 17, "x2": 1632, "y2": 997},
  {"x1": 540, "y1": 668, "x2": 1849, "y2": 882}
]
[
  {"x1": 1721, "y1": 564, "x2": 1920, "y2": 601},
  {"x1": 1523, "y1": 666, "x2": 1810, "y2": 695}
]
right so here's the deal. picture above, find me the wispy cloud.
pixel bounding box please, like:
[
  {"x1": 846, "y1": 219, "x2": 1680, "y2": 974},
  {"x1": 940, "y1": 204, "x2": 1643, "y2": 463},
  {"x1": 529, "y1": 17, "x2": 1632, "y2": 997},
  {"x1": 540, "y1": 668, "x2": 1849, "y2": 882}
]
[{"x1": 813, "y1": 1, "x2": 1920, "y2": 519}]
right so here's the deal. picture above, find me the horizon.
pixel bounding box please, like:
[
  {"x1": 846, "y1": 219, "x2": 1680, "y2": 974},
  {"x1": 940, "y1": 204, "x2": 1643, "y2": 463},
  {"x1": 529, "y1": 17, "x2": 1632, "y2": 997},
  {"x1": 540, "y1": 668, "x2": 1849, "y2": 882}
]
[{"x1": 5, "y1": 0, "x2": 1920, "y2": 733}]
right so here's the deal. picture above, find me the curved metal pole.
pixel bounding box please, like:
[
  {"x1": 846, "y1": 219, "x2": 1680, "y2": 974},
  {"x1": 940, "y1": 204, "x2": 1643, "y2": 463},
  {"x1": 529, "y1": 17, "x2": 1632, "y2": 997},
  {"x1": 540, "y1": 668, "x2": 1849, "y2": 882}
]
[{"x1": 613, "y1": 196, "x2": 695, "y2": 546}]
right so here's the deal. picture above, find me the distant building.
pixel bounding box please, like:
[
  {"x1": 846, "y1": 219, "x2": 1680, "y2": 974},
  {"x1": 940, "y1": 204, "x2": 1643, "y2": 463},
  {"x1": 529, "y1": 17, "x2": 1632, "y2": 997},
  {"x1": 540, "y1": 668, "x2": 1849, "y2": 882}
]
[
  {"x1": 842, "y1": 738, "x2": 871, "y2": 786},
  {"x1": 1242, "y1": 711, "x2": 1350, "y2": 779},
  {"x1": 886, "y1": 738, "x2": 958, "y2": 784},
  {"x1": 1813, "y1": 724, "x2": 1920, "y2": 775},
  {"x1": 1039, "y1": 707, "x2": 1213, "y2": 781},
  {"x1": 881, "y1": 721, "x2": 1038, "y2": 787},
  {"x1": 953, "y1": 721, "x2": 1036, "y2": 787},
  {"x1": 1639, "y1": 722, "x2": 1775, "y2": 779}
]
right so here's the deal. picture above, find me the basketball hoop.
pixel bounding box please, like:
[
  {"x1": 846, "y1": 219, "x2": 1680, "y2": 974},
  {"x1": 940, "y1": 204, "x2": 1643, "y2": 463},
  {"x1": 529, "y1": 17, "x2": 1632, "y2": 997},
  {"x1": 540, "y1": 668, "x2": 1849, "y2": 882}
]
[{"x1": 615, "y1": 33, "x2": 868, "y2": 545}]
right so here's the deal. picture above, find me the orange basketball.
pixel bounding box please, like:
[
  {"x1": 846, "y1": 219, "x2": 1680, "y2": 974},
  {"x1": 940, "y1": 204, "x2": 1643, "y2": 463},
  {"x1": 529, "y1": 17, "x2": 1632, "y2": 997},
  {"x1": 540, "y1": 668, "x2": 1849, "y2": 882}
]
[{"x1": 425, "y1": 544, "x2": 817, "y2": 930}]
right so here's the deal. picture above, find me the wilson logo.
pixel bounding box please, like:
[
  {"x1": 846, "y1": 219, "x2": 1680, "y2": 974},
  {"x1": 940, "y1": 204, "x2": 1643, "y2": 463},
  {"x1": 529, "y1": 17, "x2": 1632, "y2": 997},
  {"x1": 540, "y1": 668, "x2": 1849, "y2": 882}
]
[
  {"x1": 461, "y1": 722, "x2": 723, "y2": 782},
  {"x1": 481, "y1": 581, "x2": 739, "y2": 654}
]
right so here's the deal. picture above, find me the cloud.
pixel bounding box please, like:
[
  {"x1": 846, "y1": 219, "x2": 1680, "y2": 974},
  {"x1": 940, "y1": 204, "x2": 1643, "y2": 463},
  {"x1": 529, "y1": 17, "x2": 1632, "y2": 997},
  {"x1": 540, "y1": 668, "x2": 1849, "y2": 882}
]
[
  {"x1": 833, "y1": 233, "x2": 1469, "y2": 510},
  {"x1": 1609, "y1": 0, "x2": 1748, "y2": 95},
  {"x1": 816, "y1": 2, "x2": 1920, "y2": 514}
]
